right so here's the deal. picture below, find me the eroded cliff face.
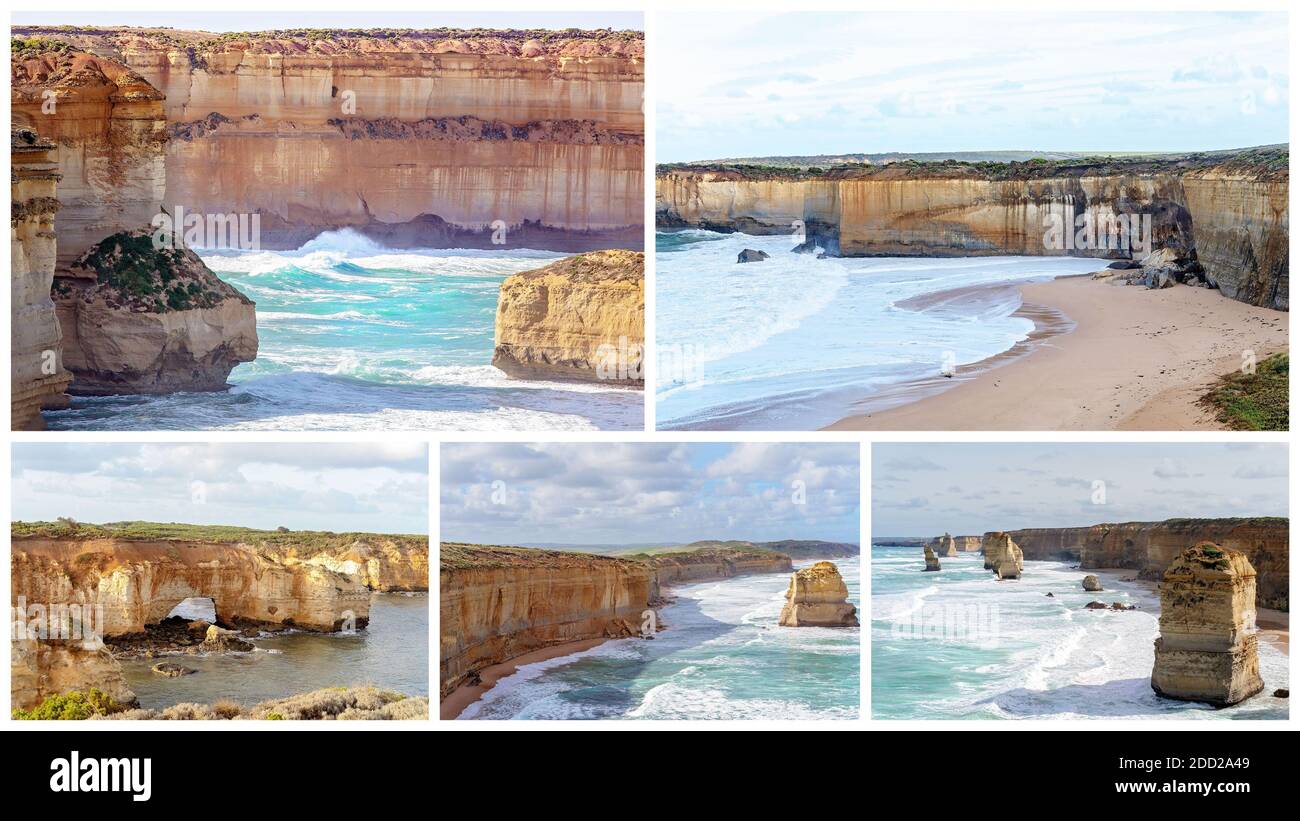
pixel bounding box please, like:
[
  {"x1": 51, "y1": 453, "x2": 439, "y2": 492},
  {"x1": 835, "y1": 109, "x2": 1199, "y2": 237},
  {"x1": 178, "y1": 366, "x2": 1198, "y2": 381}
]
[
  {"x1": 982, "y1": 532, "x2": 1024, "y2": 576},
  {"x1": 439, "y1": 543, "x2": 653, "y2": 698},
  {"x1": 657, "y1": 156, "x2": 1289, "y2": 310},
  {"x1": 10, "y1": 49, "x2": 166, "y2": 269},
  {"x1": 1151, "y1": 543, "x2": 1264, "y2": 706},
  {"x1": 12, "y1": 536, "x2": 374, "y2": 635},
  {"x1": 11, "y1": 639, "x2": 137, "y2": 712},
  {"x1": 641, "y1": 548, "x2": 792, "y2": 595},
  {"x1": 53, "y1": 229, "x2": 257, "y2": 394},
  {"x1": 21, "y1": 28, "x2": 645, "y2": 251},
  {"x1": 10, "y1": 127, "x2": 73, "y2": 429},
  {"x1": 493, "y1": 250, "x2": 644, "y2": 384}
]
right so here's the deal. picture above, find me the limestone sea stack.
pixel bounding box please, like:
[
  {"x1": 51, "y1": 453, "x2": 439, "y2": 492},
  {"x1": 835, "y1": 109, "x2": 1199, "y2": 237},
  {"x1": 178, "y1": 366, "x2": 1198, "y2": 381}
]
[
  {"x1": 982, "y1": 531, "x2": 1024, "y2": 579},
  {"x1": 10, "y1": 126, "x2": 73, "y2": 429},
  {"x1": 1151, "y1": 543, "x2": 1265, "y2": 707},
  {"x1": 779, "y1": 562, "x2": 860, "y2": 627},
  {"x1": 53, "y1": 229, "x2": 258, "y2": 394},
  {"x1": 493, "y1": 250, "x2": 645, "y2": 385},
  {"x1": 923, "y1": 546, "x2": 941, "y2": 572},
  {"x1": 1082, "y1": 574, "x2": 1103, "y2": 592},
  {"x1": 929, "y1": 533, "x2": 958, "y2": 557}
]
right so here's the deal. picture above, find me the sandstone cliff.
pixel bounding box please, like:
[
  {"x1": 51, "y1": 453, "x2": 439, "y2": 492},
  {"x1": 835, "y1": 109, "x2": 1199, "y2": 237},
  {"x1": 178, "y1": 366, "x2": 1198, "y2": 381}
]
[
  {"x1": 778, "y1": 561, "x2": 859, "y2": 627},
  {"x1": 10, "y1": 126, "x2": 73, "y2": 429},
  {"x1": 53, "y1": 229, "x2": 257, "y2": 394},
  {"x1": 953, "y1": 535, "x2": 982, "y2": 552},
  {"x1": 11, "y1": 638, "x2": 138, "y2": 713},
  {"x1": 1151, "y1": 543, "x2": 1264, "y2": 707},
  {"x1": 17, "y1": 27, "x2": 645, "y2": 252},
  {"x1": 493, "y1": 250, "x2": 644, "y2": 384},
  {"x1": 11, "y1": 46, "x2": 167, "y2": 269},
  {"x1": 982, "y1": 531, "x2": 1024, "y2": 577},
  {"x1": 1000, "y1": 518, "x2": 1288, "y2": 611},
  {"x1": 636, "y1": 547, "x2": 793, "y2": 597},
  {"x1": 656, "y1": 150, "x2": 1288, "y2": 310},
  {"x1": 673, "y1": 538, "x2": 859, "y2": 559},
  {"x1": 928, "y1": 533, "x2": 958, "y2": 557},
  {"x1": 439, "y1": 543, "x2": 653, "y2": 699}
]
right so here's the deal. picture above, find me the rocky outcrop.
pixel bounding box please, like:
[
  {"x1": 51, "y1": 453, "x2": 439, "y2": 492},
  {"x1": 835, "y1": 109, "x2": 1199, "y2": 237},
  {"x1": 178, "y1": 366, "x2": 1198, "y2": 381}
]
[
  {"x1": 778, "y1": 561, "x2": 859, "y2": 627},
  {"x1": 656, "y1": 150, "x2": 1288, "y2": 310},
  {"x1": 982, "y1": 531, "x2": 1024, "y2": 577},
  {"x1": 439, "y1": 543, "x2": 654, "y2": 698},
  {"x1": 1082, "y1": 574, "x2": 1103, "y2": 592},
  {"x1": 493, "y1": 250, "x2": 644, "y2": 384},
  {"x1": 10, "y1": 126, "x2": 73, "y2": 429},
  {"x1": 1151, "y1": 543, "x2": 1265, "y2": 707},
  {"x1": 11, "y1": 638, "x2": 137, "y2": 712},
  {"x1": 737, "y1": 249, "x2": 769, "y2": 263},
  {"x1": 17, "y1": 27, "x2": 645, "y2": 252},
  {"x1": 928, "y1": 533, "x2": 958, "y2": 557},
  {"x1": 953, "y1": 535, "x2": 982, "y2": 552},
  {"x1": 10, "y1": 48, "x2": 167, "y2": 269},
  {"x1": 52, "y1": 229, "x2": 257, "y2": 394},
  {"x1": 923, "y1": 546, "x2": 940, "y2": 572}
]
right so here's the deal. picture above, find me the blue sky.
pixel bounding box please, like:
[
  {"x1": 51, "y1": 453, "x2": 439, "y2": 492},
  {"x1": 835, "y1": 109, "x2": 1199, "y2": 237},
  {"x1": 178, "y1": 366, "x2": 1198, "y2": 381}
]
[
  {"x1": 441, "y1": 442, "x2": 860, "y2": 545},
  {"x1": 657, "y1": 11, "x2": 1288, "y2": 161},
  {"x1": 11, "y1": 443, "x2": 428, "y2": 534},
  {"x1": 11, "y1": 12, "x2": 643, "y2": 32},
  {"x1": 873, "y1": 443, "x2": 1288, "y2": 537}
]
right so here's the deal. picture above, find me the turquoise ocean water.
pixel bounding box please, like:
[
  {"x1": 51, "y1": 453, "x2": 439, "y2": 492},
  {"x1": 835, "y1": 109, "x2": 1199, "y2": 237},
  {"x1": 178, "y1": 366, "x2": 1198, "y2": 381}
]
[
  {"x1": 655, "y1": 230, "x2": 1102, "y2": 429},
  {"x1": 46, "y1": 230, "x2": 642, "y2": 431},
  {"x1": 872, "y1": 546, "x2": 1288, "y2": 720},
  {"x1": 458, "y1": 557, "x2": 860, "y2": 720}
]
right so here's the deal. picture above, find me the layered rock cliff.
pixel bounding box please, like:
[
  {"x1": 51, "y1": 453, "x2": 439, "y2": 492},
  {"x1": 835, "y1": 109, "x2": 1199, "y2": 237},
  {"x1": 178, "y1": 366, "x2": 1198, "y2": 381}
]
[
  {"x1": 982, "y1": 531, "x2": 1024, "y2": 577},
  {"x1": 439, "y1": 543, "x2": 653, "y2": 698},
  {"x1": 928, "y1": 533, "x2": 958, "y2": 557},
  {"x1": 1151, "y1": 543, "x2": 1264, "y2": 707},
  {"x1": 10, "y1": 638, "x2": 137, "y2": 713},
  {"x1": 998, "y1": 518, "x2": 1288, "y2": 611},
  {"x1": 778, "y1": 561, "x2": 859, "y2": 627},
  {"x1": 10, "y1": 46, "x2": 167, "y2": 270},
  {"x1": 637, "y1": 547, "x2": 793, "y2": 596},
  {"x1": 656, "y1": 150, "x2": 1288, "y2": 310},
  {"x1": 10, "y1": 126, "x2": 73, "y2": 429},
  {"x1": 53, "y1": 229, "x2": 257, "y2": 394},
  {"x1": 493, "y1": 250, "x2": 644, "y2": 384},
  {"x1": 18, "y1": 27, "x2": 645, "y2": 252}
]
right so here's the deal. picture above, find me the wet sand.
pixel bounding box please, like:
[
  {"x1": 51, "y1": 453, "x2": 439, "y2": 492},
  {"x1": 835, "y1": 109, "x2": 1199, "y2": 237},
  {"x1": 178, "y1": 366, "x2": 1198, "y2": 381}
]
[
  {"x1": 439, "y1": 638, "x2": 611, "y2": 720},
  {"x1": 828, "y1": 274, "x2": 1288, "y2": 430}
]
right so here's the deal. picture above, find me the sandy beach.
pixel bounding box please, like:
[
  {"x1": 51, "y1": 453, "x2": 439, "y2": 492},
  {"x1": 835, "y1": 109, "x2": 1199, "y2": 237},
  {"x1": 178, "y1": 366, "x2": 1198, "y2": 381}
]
[
  {"x1": 439, "y1": 637, "x2": 613, "y2": 720},
  {"x1": 829, "y1": 275, "x2": 1288, "y2": 430}
]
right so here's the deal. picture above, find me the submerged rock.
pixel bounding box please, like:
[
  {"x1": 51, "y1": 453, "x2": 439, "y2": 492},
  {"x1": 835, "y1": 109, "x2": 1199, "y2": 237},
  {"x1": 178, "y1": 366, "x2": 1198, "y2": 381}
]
[
  {"x1": 150, "y1": 662, "x2": 196, "y2": 677},
  {"x1": 778, "y1": 561, "x2": 859, "y2": 627},
  {"x1": 1082, "y1": 574, "x2": 1103, "y2": 592},
  {"x1": 737, "y1": 249, "x2": 769, "y2": 263},
  {"x1": 1151, "y1": 543, "x2": 1264, "y2": 707}
]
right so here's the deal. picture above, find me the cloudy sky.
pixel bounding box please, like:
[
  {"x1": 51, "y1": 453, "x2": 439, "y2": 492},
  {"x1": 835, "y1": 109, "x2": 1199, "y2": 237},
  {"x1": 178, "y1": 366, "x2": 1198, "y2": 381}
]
[
  {"x1": 441, "y1": 442, "x2": 860, "y2": 546},
  {"x1": 11, "y1": 443, "x2": 428, "y2": 534},
  {"x1": 657, "y1": 11, "x2": 1288, "y2": 161},
  {"x1": 873, "y1": 443, "x2": 1288, "y2": 537}
]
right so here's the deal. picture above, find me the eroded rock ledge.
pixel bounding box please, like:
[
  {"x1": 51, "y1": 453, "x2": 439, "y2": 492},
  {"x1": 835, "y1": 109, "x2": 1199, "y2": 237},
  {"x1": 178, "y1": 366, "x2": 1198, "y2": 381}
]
[
  {"x1": 53, "y1": 229, "x2": 258, "y2": 394},
  {"x1": 493, "y1": 250, "x2": 645, "y2": 385}
]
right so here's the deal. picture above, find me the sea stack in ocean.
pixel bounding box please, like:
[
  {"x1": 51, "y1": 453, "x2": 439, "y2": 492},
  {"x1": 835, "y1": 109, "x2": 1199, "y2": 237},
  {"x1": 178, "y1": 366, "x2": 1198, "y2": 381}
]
[
  {"x1": 1151, "y1": 543, "x2": 1264, "y2": 707},
  {"x1": 923, "y1": 546, "x2": 941, "y2": 572},
  {"x1": 983, "y1": 531, "x2": 1023, "y2": 579},
  {"x1": 1082, "y1": 574, "x2": 1103, "y2": 592},
  {"x1": 779, "y1": 562, "x2": 859, "y2": 627},
  {"x1": 929, "y1": 533, "x2": 958, "y2": 558},
  {"x1": 493, "y1": 250, "x2": 645, "y2": 385}
]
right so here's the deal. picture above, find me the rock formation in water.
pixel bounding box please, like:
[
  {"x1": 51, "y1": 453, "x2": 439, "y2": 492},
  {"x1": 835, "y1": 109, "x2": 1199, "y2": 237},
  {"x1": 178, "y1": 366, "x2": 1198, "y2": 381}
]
[
  {"x1": 53, "y1": 229, "x2": 258, "y2": 394},
  {"x1": 982, "y1": 531, "x2": 1024, "y2": 578},
  {"x1": 778, "y1": 561, "x2": 859, "y2": 627},
  {"x1": 16, "y1": 27, "x2": 644, "y2": 252},
  {"x1": 493, "y1": 250, "x2": 644, "y2": 384},
  {"x1": 11, "y1": 522, "x2": 427, "y2": 709},
  {"x1": 1151, "y1": 543, "x2": 1265, "y2": 707},
  {"x1": 929, "y1": 533, "x2": 958, "y2": 557},
  {"x1": 737, "y1": 249, "x2": 769, "y2": 263},
  {"x1": 1082, "y1": 574, "x2": 1103, "y2": 592},
  {"x1": 656, "y1": 150, "x2": 1288, "y2": 310},
  {"x1": 10, "y1": 126, "x2": 73, "y2": 429},
  {"x1": 923, "y1": 546, "x2": 941, "y2": 572},
  {"x1": 1006, "y1": 518, "x2": 1287, "y2": 611}
]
